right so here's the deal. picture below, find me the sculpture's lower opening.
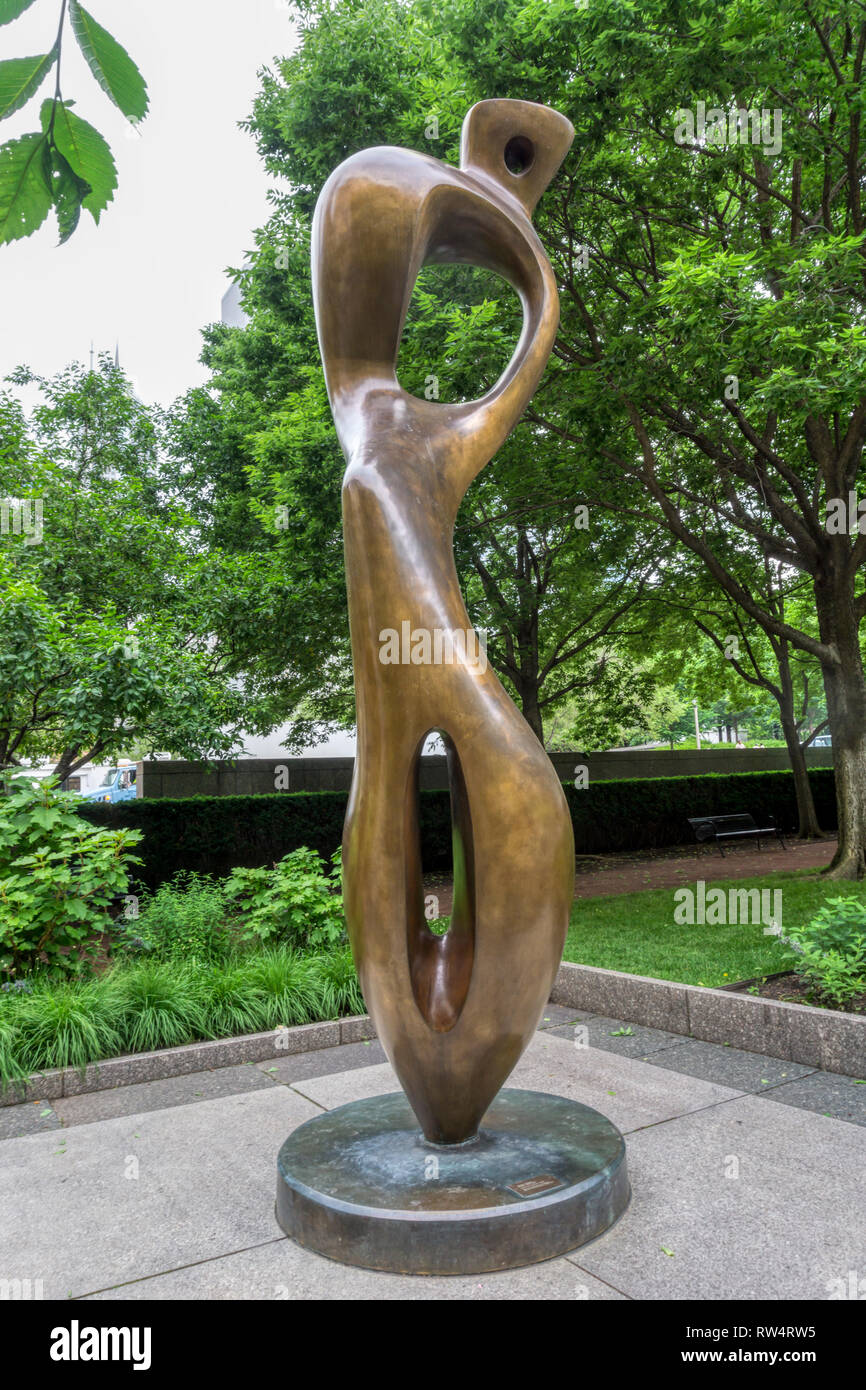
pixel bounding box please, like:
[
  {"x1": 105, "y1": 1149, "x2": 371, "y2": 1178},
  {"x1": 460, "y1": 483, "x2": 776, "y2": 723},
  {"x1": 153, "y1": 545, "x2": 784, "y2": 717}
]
[{"x1": 405, "y1": 730, "x2": 476, "y2": 1033}]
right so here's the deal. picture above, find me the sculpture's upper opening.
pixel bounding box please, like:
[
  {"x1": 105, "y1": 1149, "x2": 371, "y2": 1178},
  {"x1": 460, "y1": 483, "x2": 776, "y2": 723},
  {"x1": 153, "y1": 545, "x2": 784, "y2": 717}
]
[
  {"x1": 503, "y1": 136, "x2": 535, "y2": 177},
  {"x1": 460, "y1": 99, "x2": 574, "y2": 217}
]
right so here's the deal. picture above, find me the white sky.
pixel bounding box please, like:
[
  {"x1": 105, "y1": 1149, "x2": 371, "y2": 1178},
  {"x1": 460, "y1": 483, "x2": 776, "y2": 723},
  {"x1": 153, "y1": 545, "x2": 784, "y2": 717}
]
[{"x1": 0, "y1": 0, "x2": 298, "y2": 406}]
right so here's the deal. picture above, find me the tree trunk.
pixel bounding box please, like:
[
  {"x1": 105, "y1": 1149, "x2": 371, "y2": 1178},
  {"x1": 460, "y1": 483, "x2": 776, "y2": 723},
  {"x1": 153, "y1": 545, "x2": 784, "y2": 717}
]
[
  {"x1": 52, "y1": 742, "x2": 107, "y2": 788},
  {"x1": 780, "y1": 715, "x2": 823, "y2": 837},
  {"x1": 517, "y1": 684, "x2": 545, "y2": 744},
  {"x1": 815, "y1": 578, "x2": 866, "y2": 878},
  {"x1": 821, "y1": 659, "x2": 866, "y2": 877},
  {"x1": 776, "y1": 641, "x2": 823, "y2": 838}
]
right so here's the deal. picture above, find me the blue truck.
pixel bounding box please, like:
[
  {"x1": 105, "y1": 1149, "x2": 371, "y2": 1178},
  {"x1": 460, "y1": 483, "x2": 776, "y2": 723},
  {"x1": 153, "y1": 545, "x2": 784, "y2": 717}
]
[{"x1": 80, "y1": 763, "x2": 138, "y2": 804}]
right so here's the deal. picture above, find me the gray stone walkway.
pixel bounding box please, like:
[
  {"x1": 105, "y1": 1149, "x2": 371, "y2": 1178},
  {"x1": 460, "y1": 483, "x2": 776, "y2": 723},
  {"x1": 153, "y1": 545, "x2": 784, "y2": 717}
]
[{"x1": 1, "y1": 1007, "x2": 864, "y2": 1299}]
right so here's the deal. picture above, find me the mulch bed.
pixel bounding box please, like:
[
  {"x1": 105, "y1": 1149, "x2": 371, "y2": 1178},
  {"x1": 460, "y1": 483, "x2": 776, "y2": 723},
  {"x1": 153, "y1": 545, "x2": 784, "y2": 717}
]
[{"x1": 724, "y1": 969, "x2": 865, "y2": 1015}]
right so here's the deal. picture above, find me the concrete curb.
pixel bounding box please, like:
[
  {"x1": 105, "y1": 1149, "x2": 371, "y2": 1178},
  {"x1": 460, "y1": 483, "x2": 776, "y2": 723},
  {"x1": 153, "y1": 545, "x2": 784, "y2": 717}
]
[
  {"x1": 550, "y1": 962, "x2": 865, "y2": 1076},
  {"x1": 3, "y1": 964, "x2": 862, "y2": 1107},
  {"x1": 0, "y1": 1014, "x2": 377, "y2": 1108}
]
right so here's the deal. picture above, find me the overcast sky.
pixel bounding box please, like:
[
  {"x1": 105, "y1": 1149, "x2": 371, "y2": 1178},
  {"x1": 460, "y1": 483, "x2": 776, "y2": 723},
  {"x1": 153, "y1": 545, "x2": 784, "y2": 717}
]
[{"x1": 1, "y1": 0, "x2": 298, "y2": 406}]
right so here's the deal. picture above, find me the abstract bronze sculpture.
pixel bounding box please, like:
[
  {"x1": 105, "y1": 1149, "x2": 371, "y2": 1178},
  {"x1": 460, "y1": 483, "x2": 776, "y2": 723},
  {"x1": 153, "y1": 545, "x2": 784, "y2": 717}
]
[{"x1": 276, "y1": 100, "x2": 629, "y2": 1273}]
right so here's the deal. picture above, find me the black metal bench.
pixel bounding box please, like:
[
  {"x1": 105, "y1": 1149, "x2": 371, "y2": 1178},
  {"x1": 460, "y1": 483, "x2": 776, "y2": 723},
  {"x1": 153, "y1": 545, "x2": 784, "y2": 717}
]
[{"x1": 687, "y1": 813, "x2": 788, "y2": 858}]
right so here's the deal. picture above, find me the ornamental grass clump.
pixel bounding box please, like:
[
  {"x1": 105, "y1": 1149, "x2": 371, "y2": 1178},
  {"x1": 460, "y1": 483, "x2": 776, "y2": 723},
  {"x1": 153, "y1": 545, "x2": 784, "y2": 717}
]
[
  {"x1": 245, "y1": 948, "x2": 323, "y2": 1028},
  {"x1": 198, "y1": 959, "x2": 271, "y2": 1038},
  {"x1": 312, "y1": 945, "x2": 366, "y2": 1019},
  {"x1": 12, "y1": 976, "x2": 125, "y2": 1074},
  {"x1": 110, "y1": 960, "x2": 209, "y2": 1053}
]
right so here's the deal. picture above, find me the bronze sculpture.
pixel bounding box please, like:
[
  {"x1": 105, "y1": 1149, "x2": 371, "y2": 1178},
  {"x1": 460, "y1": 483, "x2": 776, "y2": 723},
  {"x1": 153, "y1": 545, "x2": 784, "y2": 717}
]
[
  {"x1": 276, "y1": 101, "x2": 629, "y2": 1272},
  {"x1": 314, "y1": 98, "x2": 576, "y2": 1144}
]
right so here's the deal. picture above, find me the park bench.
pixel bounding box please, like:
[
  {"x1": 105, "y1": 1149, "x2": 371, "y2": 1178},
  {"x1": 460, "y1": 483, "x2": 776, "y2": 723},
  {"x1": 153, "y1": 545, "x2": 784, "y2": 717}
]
[{"x1": 687, "y1": 813, "x2": 788, "y2": 858}]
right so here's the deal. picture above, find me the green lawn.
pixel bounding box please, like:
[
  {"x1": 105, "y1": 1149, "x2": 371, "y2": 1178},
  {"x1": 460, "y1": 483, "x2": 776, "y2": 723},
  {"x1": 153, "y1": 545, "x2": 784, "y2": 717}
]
[{"x1": 563, "y1": 868, "x2": 866, "y2": 987}]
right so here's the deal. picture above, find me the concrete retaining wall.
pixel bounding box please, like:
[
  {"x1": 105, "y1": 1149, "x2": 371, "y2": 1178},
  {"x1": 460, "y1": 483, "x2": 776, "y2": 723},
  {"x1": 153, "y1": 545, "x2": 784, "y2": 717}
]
[
  {"x1": 139, "y1": 746, "x2": 834, "y2": 798},
  {"x1": 550, "y1": 962, "x2": 863, "y2": 1076}
]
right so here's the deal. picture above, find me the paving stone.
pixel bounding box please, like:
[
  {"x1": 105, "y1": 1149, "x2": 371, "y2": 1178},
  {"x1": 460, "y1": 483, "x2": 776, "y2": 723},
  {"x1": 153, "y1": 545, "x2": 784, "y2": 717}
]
[
  {"x1": 288, "y1": 1059, "x2": 399, "y2": 1110},
  {"x1": 570, "y1": 1093, "x2": 866, "y2": 1300},
  {"x1": 687, "y1": 988, "x2": 818, "y2": 1064},
  {"x1": 2, "y1": 1024, "x2": 862, "y2": 1303},
  {"x1": 81, "y1": 1237, "x2": 628, "y2": 1301},
  {"x1": 793, "y1": 1006, "x2": 866, "y2": 1077},
  {"x1": 537, "y1": 1003, "x2": 594, "y2": 1029},
  {"x1": 508, "y1": 1032, "x2": 743, "y2": 1134},
  {"x1": 762, "y1": 1070, "x2": 866, "y2": 1127},
  {"x1": 256, "y1": 1038, "x2": 388, "y2": 1085},
  {"x1": 553, "y1": 964, "x2": 866, "y2": 1078},
  {"x1": 0, "y1": 1086, "x2": 320, "y2": 1298},
  {"x1": 293, "y1": 1033, "x2": 742, "y2": 1133},
  {"x1": 53, "y1": 1064, "x2": 278, "y2": 1127},
  {"x1": 0, "y1": 1101, "x2": 62, "y2": 1141},
  {"x1": 641, "y1": 1039, "x2": 816, "y2": 1092},
  {"x1": 549, "y1": 1017, "x2": 689, "y2": 1059}
]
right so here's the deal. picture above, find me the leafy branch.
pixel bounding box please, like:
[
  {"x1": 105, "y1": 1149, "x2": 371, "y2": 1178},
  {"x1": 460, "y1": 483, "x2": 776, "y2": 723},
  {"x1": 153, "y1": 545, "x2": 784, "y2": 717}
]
[{"x1": 0, "y1": 0, "x2": 147, "y2": 245}]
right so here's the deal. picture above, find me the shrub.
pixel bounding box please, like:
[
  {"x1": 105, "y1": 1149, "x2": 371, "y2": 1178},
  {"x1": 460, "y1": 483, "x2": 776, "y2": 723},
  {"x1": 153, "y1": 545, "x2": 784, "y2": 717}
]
[
  {"x1": 782, "y1": 896, "x2": 866, "y2": 1007},
  {"x1": 79, "y1": 790, "x2": 349, "y2": 887},
  {"x1": 0, "y1": 775, "x2": 142, "y2": 978},
  {"x1": 223, "y1": 848, "x2": 346, "y2": 952},
  {"x1": 119, "y1": 872, "x2": 233, "y2": 962},
  {"x1": 78, "y1": 769, "x2": 838, "y2": 888}
]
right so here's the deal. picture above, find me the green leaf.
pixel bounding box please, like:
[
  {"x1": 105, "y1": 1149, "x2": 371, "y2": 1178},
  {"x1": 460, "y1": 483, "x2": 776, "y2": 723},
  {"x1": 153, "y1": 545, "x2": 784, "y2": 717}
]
[
  {"x1": 0, "y1": 130, "x2": 51, "y2": 243},
  {"x1": 42, "y1": 99, "x2": 116, "y2": 221},
  {"x1": 0, "y1": 52, "x2": 55, "y2": 121},
  {"x1": 68, "y1": 2, "x2": 148, "y2": 123},
  {"x1": 48, "y1": 148, "x2": 86, "y2": 244},
  {"x1": 0, "y1": 0, "x2": 38, "y2": 24}
]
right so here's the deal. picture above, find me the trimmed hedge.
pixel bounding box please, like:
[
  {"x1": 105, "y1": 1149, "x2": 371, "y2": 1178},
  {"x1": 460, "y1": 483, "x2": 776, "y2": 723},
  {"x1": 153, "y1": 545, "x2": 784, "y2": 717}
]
[{"x1": 78, "y1": 768, "x2": 837, "y2": 889}]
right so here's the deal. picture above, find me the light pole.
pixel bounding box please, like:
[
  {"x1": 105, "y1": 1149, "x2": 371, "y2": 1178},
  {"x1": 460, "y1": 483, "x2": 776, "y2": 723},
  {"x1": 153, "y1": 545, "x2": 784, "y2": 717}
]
[{"x1": 693, "y1": 699, "x2": 702, "y2": 750}]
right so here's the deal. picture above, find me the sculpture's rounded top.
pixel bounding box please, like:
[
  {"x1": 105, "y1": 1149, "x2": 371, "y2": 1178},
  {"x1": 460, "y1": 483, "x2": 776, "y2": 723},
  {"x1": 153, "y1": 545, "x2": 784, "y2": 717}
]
[{"x1": 460, "y1": 99, "x2": 574, "y2": 217}]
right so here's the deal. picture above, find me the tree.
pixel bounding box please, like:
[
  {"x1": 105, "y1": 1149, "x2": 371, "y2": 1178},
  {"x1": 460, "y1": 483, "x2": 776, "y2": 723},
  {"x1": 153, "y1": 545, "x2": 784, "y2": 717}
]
[
  {"x1": 200, "y1": 0, "x2": 665, "y2": 747},
  {"x1": 454, "y1": 459, "x2": 657, "y2": 742},
  {"x1": 0, "y1": 359, "x2": 300, "y2": 776},
  {"x1": 0, "y1": 558, "x2": 247, "y2": 779},
  {"x1": 421, "y1": 0, "x2": 866, "y2": 875},
  {"x1": 654, "y1": 553, "x2": 830, "y2": 835}
]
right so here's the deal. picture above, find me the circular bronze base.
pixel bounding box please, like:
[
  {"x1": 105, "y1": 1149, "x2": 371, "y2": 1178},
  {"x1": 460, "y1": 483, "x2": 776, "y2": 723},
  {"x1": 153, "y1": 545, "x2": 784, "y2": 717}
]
[{"x1": 275, "y1": 1088, "x2": 629, "y2": 1275}]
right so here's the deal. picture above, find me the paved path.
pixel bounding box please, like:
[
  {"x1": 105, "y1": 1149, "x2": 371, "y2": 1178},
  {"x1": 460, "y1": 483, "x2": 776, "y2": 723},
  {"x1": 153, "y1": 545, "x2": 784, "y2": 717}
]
[
  {"x1": 425, "y1": 838, "x2": 837, "y2": 916},
  {"x1": 1, "y1": 1006, "x2": 863, "y2": 1300}
]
